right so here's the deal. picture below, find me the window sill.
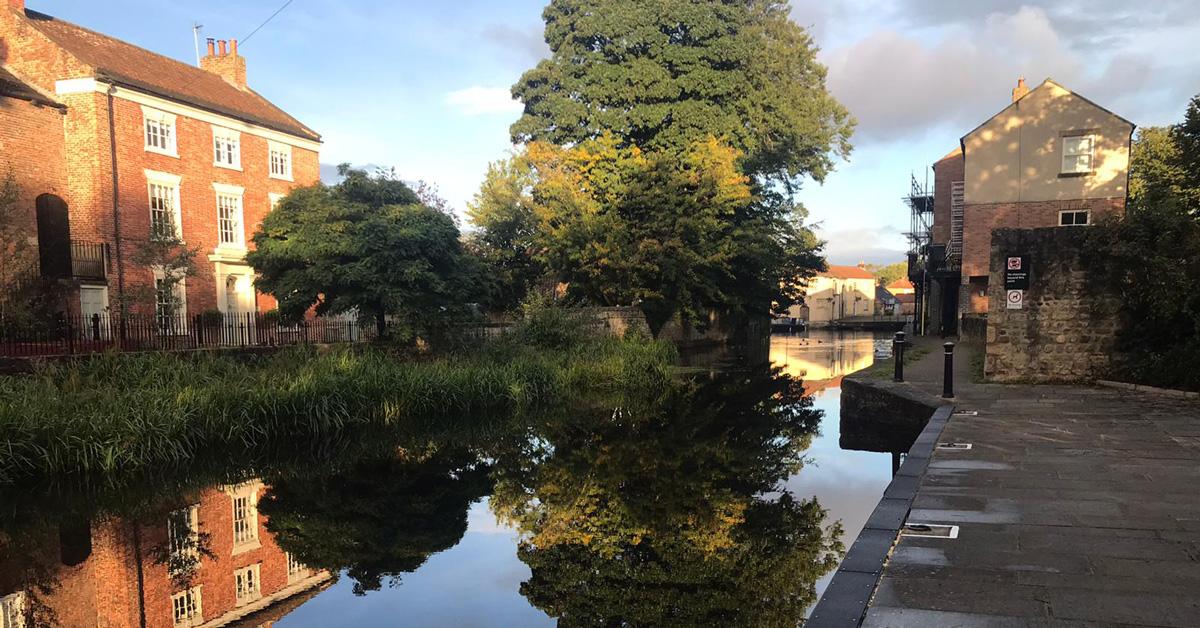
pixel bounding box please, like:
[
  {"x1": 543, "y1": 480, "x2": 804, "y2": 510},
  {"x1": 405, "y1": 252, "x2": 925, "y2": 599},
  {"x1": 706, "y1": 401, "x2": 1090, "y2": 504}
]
[
  {"x1": 215, "y1": 162, "x2": 244, "y2": 172},
  {"x1": 269, "y1": 173, "x2": 294, "y2": 182},
  {"x1": 145, "y1": 146, "x2": 179, "y2": 159},
  {"x1": 1057, "y1": 171, "x2": 1093, "y2": 179},
  {"x1": 231, "y1": 540, "x2": 261, "y2": 556}
]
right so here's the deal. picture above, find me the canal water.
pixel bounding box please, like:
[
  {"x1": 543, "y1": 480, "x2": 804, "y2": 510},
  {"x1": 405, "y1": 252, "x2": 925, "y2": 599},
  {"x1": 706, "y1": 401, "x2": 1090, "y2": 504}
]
[{"x1": 0, "y1": 332, "x2": 907, "y2": 627}]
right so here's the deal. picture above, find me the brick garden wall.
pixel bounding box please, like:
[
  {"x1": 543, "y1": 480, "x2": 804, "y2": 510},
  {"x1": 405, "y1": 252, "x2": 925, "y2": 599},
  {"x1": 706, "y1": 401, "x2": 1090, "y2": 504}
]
[
  {"x1": 984, "y1": 227, "x2": 1120, "y2": 383},
  {"x1": 961, "y1": 197, "x2": 1124, "y2": 281}
]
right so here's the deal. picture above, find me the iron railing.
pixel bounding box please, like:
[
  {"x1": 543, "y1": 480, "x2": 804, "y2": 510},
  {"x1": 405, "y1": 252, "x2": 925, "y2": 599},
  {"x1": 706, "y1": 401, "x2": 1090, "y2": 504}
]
[
  {"x1": 0, "y1": 312, "x2": 379, "y2": 357},
  {"x1": 69, "y1": 241, "x2": 109, "y2": 280}
]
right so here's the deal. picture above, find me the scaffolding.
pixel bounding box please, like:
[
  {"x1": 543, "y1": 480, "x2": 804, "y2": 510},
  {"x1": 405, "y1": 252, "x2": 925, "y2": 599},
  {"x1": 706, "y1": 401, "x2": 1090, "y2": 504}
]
[
  {"x1": 904, "y1": 170, "x2": 934, "y2": 335},
  {"x1": 904, "y1": 170, "x2": 934, "y2": 260}
]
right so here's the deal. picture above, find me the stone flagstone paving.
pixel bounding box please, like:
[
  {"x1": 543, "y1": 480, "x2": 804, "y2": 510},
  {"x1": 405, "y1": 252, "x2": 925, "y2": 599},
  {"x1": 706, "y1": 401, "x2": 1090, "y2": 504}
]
[{"x1": 863, "y1": 340, "x2": 1200, "y2": 627}]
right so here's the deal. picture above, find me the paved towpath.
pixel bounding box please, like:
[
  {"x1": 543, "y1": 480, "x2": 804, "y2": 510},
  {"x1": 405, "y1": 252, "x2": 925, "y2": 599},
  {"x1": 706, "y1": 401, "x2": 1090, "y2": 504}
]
[{"x1": 864, "y1": 338, "x2": 1200, "y2": 627}]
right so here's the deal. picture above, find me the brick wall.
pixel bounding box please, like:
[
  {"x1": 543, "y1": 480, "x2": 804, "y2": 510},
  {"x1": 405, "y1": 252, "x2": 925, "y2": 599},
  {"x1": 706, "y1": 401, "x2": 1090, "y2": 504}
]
[
  {"x1": 37, "y1": 482, "x2": 314, "y2": 628},
  {"x1": 961, "y1": 197, "x2": 1125, "y2": 281},
  {"x1": 104, "y1": 96, "x2": 319, "y2": 314},
  {"x1": 984, "y1": 227, "x2": 1120, "y2": 383},
  {"x1": 931, "y1": 151, "x2": 963, "y2": 245},
  {"x1": 0, "y1": 96, "x2": 66, "y2": 249},
  {"x1": 2, "y1": 9, "x2": 319, "y2": 318}
]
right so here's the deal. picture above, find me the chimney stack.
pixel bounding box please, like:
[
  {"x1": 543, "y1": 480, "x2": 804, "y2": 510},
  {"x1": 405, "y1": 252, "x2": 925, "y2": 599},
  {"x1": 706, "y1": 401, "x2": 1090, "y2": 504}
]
[
  {"x1": 7, "y1": 0, "x2": 25, "y2": 13},
  {"x1": 201, "y1": 36, "x2": 248, "y2": 90},
  {"x1": 1012, "y1": 77, "x2": 1030, "y2": 102}
]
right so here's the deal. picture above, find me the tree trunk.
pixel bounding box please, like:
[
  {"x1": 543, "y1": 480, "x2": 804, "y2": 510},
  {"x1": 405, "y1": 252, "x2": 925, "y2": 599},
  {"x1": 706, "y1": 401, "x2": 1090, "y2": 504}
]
[{"x1": 375, "y1": 305, "x2": 387, "y2": 341}]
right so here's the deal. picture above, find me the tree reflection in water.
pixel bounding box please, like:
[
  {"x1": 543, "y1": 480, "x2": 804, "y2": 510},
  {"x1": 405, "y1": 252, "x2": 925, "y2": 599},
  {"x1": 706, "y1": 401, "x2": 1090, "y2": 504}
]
[
  {"x1": 490, "y1": 368, "x2": 844, "y2": 626},
  {"x1": 0, "y1": 366, "x2": 843, "y2": 626},
  {"x1": 260, "y1": 448, "x2": 492, "y2": 596}
]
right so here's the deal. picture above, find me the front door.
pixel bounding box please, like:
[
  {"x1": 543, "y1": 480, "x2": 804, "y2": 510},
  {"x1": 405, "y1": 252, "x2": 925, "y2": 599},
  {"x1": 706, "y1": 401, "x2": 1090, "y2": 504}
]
[{"x1": 79, "y1": 286, "x2": 109, "y2": 339}]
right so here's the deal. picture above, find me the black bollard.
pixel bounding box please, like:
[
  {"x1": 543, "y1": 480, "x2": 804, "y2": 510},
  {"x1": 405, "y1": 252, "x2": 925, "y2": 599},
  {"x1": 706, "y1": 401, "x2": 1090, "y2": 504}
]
[
  {"x1": 943, "y1": 342, "x2": 956, "y2": 398},
  {"x1": 893, "y1": 331, "x2": 906, "y2": 382}
]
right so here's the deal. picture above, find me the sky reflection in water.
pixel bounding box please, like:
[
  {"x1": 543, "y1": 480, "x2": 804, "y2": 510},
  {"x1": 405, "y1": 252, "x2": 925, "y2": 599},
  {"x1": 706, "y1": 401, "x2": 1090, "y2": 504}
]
[
  {"x1": 277, "y1": 331, "x2": 897, "y2": 627},
  {"x1": 0, "y1": 332, "x2": 901, "y2": 628}
]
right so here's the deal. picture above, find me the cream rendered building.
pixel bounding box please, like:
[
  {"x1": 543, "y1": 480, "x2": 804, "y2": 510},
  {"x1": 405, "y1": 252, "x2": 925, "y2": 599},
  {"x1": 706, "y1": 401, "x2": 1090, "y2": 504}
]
[
  {"x1": 957, "y1": 78, "x2": 1134, "y2": 312},
  {"x1": 789, "y1": 265, "x2": 877, "y2": 325}
]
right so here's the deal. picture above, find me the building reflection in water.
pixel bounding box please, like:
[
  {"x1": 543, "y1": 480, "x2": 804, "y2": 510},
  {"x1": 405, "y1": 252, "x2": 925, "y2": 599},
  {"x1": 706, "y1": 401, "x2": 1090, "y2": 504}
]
[
  {"x1": 0, "y1": 480, "x2": 330, "y2": 628},
  {"x1": 0, "y1": 364, "x2": 846, "y2": 627},
  {"x1": 769, "y1": 331, "x2": 886, "y2": 396}
]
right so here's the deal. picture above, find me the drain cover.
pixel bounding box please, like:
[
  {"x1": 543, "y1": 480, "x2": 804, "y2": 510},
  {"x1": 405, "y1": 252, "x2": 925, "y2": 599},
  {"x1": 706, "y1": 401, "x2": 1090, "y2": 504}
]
[
  {"x1": 902, "y1": 523, "x2": 959, "y2": 539},
  {"x1": 937, "y1": 442, "x2": 973, "y2": 451},
  {"x1": 953, "y1": 410, "x2": 979, "y2": 416}
]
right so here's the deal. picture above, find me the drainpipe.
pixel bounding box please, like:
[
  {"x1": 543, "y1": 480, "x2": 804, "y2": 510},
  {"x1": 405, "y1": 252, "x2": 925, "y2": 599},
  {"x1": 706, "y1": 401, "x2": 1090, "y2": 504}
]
[
  {"x1": 106, "y1": 85, "x2": 126, "y2": 310},
  {"x1": 131, "y1": 522, "x2": 147, "y2": 628}
]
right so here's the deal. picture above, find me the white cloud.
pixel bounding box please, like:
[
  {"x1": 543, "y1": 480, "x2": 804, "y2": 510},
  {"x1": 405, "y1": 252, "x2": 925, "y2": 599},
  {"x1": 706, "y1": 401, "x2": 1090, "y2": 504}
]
[
  {"x1": 445, "y1": 86, "x2": 524, "y2": 116},
  {"x1": 818, "y1": 226, "x2": 908, "y2": 266}
]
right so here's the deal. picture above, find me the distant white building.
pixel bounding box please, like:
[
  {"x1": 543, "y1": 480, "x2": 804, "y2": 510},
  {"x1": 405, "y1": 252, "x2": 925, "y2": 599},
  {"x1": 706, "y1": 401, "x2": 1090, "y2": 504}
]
[{"x1": 788, "y1": 265, "x2": 876, "y2": 325}]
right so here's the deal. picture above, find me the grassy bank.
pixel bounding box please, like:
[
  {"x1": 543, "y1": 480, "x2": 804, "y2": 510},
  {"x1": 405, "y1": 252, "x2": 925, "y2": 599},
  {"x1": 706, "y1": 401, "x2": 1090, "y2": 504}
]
[{"x1": 0, "y1": 333, "x2": 676, "y2": 482}]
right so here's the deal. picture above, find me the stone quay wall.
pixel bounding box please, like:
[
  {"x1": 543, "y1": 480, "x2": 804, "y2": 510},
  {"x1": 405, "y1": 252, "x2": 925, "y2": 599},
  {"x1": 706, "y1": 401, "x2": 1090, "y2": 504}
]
[{"x1": 985, "y1": 227, "x2": 1120, "y2": 383}]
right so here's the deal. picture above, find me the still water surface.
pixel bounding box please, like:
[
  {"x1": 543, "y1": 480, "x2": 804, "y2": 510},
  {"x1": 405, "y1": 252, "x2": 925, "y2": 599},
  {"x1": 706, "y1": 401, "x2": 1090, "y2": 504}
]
[{"x1": 0, "y1": 331, "x2": 906, "y2": 627}]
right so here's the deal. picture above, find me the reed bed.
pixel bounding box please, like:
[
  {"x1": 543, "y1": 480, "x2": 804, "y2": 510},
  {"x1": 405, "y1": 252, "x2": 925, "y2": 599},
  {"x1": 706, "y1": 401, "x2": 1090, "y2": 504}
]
[{"x1": 0, "y1": 335, "x2": 677, "y2": 483}]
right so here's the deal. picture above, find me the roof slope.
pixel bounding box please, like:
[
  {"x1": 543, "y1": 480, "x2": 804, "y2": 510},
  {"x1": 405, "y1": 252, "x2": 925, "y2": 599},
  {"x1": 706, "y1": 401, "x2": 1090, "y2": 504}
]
[
  {"x1": 0, "y1": 66, "x2": 62, "y2": 108},
  {"x1": 22, "y1": 10, "x2": 319, "y2": 142},
  {"x1": 887, "y1": 278, "x2": 914, "y2": 290},
  {"x1": 822, "y1": 265, "x2": 875, "y2": 280},
  {"x1": 960, "y1": 78, "x2": 1133, "y2": 144}
]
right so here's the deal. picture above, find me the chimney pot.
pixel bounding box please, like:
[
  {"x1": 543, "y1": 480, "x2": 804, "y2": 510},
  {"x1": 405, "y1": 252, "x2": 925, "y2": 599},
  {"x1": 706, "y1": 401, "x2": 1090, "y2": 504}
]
[
  {"x1": 1012, "y1": 77, "x2": 1030, "y2": 102},
  {"x1": 230, "y1": 39, "x2": 238, "y2": 57},
  {"x1": 206, "y1": 38, "x2": 216, "y2": 56},
  {"x1": 218, "y1": 40, "x2": 228, "y2": 56}
]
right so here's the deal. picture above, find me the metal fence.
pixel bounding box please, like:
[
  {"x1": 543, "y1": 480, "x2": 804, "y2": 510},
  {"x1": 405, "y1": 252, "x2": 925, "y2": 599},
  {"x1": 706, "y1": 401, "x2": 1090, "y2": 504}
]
[{"x1": 0, "y1": 312, "x2": 378, "y2": 357}]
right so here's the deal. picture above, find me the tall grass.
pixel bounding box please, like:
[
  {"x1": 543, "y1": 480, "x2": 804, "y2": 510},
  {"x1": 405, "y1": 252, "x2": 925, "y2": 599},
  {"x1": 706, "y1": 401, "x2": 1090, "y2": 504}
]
[{"x1": 0, "y1": 334, "x2": 677, "y2": 483}]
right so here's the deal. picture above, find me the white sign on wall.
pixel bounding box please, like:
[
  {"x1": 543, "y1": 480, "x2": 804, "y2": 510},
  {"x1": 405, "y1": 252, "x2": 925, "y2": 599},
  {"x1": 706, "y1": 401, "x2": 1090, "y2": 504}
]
[{"x1": 1007, "y1": 289, "x2": 1025, "y2": 310}]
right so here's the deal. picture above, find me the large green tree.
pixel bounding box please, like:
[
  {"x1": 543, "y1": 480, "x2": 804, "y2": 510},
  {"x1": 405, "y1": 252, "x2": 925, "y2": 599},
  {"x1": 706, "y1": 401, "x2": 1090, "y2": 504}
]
[
  {"x1": 472, "y1": 136, "x2": 824, "y2": 335},
  {"x1": 511, "y1": 0, "x2": 853, "y2": 188},
  {"x1": 482, "y1": 0, "x2": 840, "y2": 323},
  {"x1": 1087, "y1": 95, "x2": 1200, "y2": 390},
  {"x1": 248, "y1": 166, "x2": 481, "y2": 339},
  {"x1": 466, "y1": 157, "x2": 546, "y2": 313}
]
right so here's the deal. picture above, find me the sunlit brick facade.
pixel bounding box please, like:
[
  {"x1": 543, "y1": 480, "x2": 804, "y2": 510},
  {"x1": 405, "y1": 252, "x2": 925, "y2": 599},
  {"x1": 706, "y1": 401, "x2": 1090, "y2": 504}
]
[{"x1": 0, "y1": 0, "x2": 320, "y2": 322}]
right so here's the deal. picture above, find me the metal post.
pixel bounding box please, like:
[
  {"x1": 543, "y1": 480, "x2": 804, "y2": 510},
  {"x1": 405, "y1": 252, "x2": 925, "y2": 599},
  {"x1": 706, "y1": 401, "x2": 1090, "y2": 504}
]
[
  {"x1": 943, "y1": 342, "x2": 956, "y2": 398},
  {"x1": 66, "y1": 315, "x2": 75, "y2": 355},
  {"x1": 893, "y1": 331, "x2": 906, "y2": 382},
  {"x1": 92, "y1": 314, "x2": 101, "y2": 342}
]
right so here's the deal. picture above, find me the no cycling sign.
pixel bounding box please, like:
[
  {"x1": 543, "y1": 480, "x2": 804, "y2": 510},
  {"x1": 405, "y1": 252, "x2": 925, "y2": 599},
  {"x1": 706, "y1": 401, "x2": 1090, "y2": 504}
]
[{"x1": 1005, "y1": 255, "x2": 1029, "y2": 310}]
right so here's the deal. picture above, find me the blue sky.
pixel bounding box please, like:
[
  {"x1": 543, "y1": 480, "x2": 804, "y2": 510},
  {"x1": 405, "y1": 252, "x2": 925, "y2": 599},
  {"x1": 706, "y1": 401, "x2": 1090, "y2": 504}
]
[{"x1": 34, "y1": 0, "x2": 1200, "y2": 265}]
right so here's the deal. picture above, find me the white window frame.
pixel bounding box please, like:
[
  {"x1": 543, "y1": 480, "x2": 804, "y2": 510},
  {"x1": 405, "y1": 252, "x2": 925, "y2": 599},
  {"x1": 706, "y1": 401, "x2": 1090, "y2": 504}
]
[
  {"x1": 1, "y1": 592, "x2": 25, "y2": 628},
  {"x1": 145, "y1": 170, "x2": 183, "y2": 241},
  {"x1": 154, "y1": 270, "x2": 189, "y2": 334},
  {"x1": 269, "y1": 192, "x2": 284, "y2": 211},
  {"x1": 166, "y1": 505, "x2": 200, "y2": 576},
  {"x1": 229, "y1": 484, "x2": 261, "y2": 554},
  {"x1": 1059, "y1": 209, "x2": 1091, "y2": 227},
  {"x1": 234, "y1": 564, "x2": 262, "y2": 606},
  {"x1": 143, "y1": 106, "x2": 178, "y2": 157},
  {"x1": 268, "y1": 141, "x2": 293, "y2": 181},
  {"x1": 212, "y1": 126, "x2": 242, "y2": 170},
  {"x1": 286, "y1": 552, "x2": 311, "y2": 584},
  {"x1": 170, "y1": 587, "x2": 203, "y2": 628},
  {"x1": 212, "y1": 182, "x2": 246, "y2": 249},
  {"x1": 1061, "y1": 134, "x2": 1095, "y2": 174}
]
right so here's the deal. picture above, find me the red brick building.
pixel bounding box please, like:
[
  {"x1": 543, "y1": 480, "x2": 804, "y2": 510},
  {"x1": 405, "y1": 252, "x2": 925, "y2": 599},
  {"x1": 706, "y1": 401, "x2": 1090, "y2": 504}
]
[
  {"x1": 0, "y1": 0, "x2": 320, "y2": 323},
  {"x1": 1, "y1": 482, "x2": 330, "y2": 627},
  {"x1": 919, "y1": 78, "x2": 1134, "y2": 335}
]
